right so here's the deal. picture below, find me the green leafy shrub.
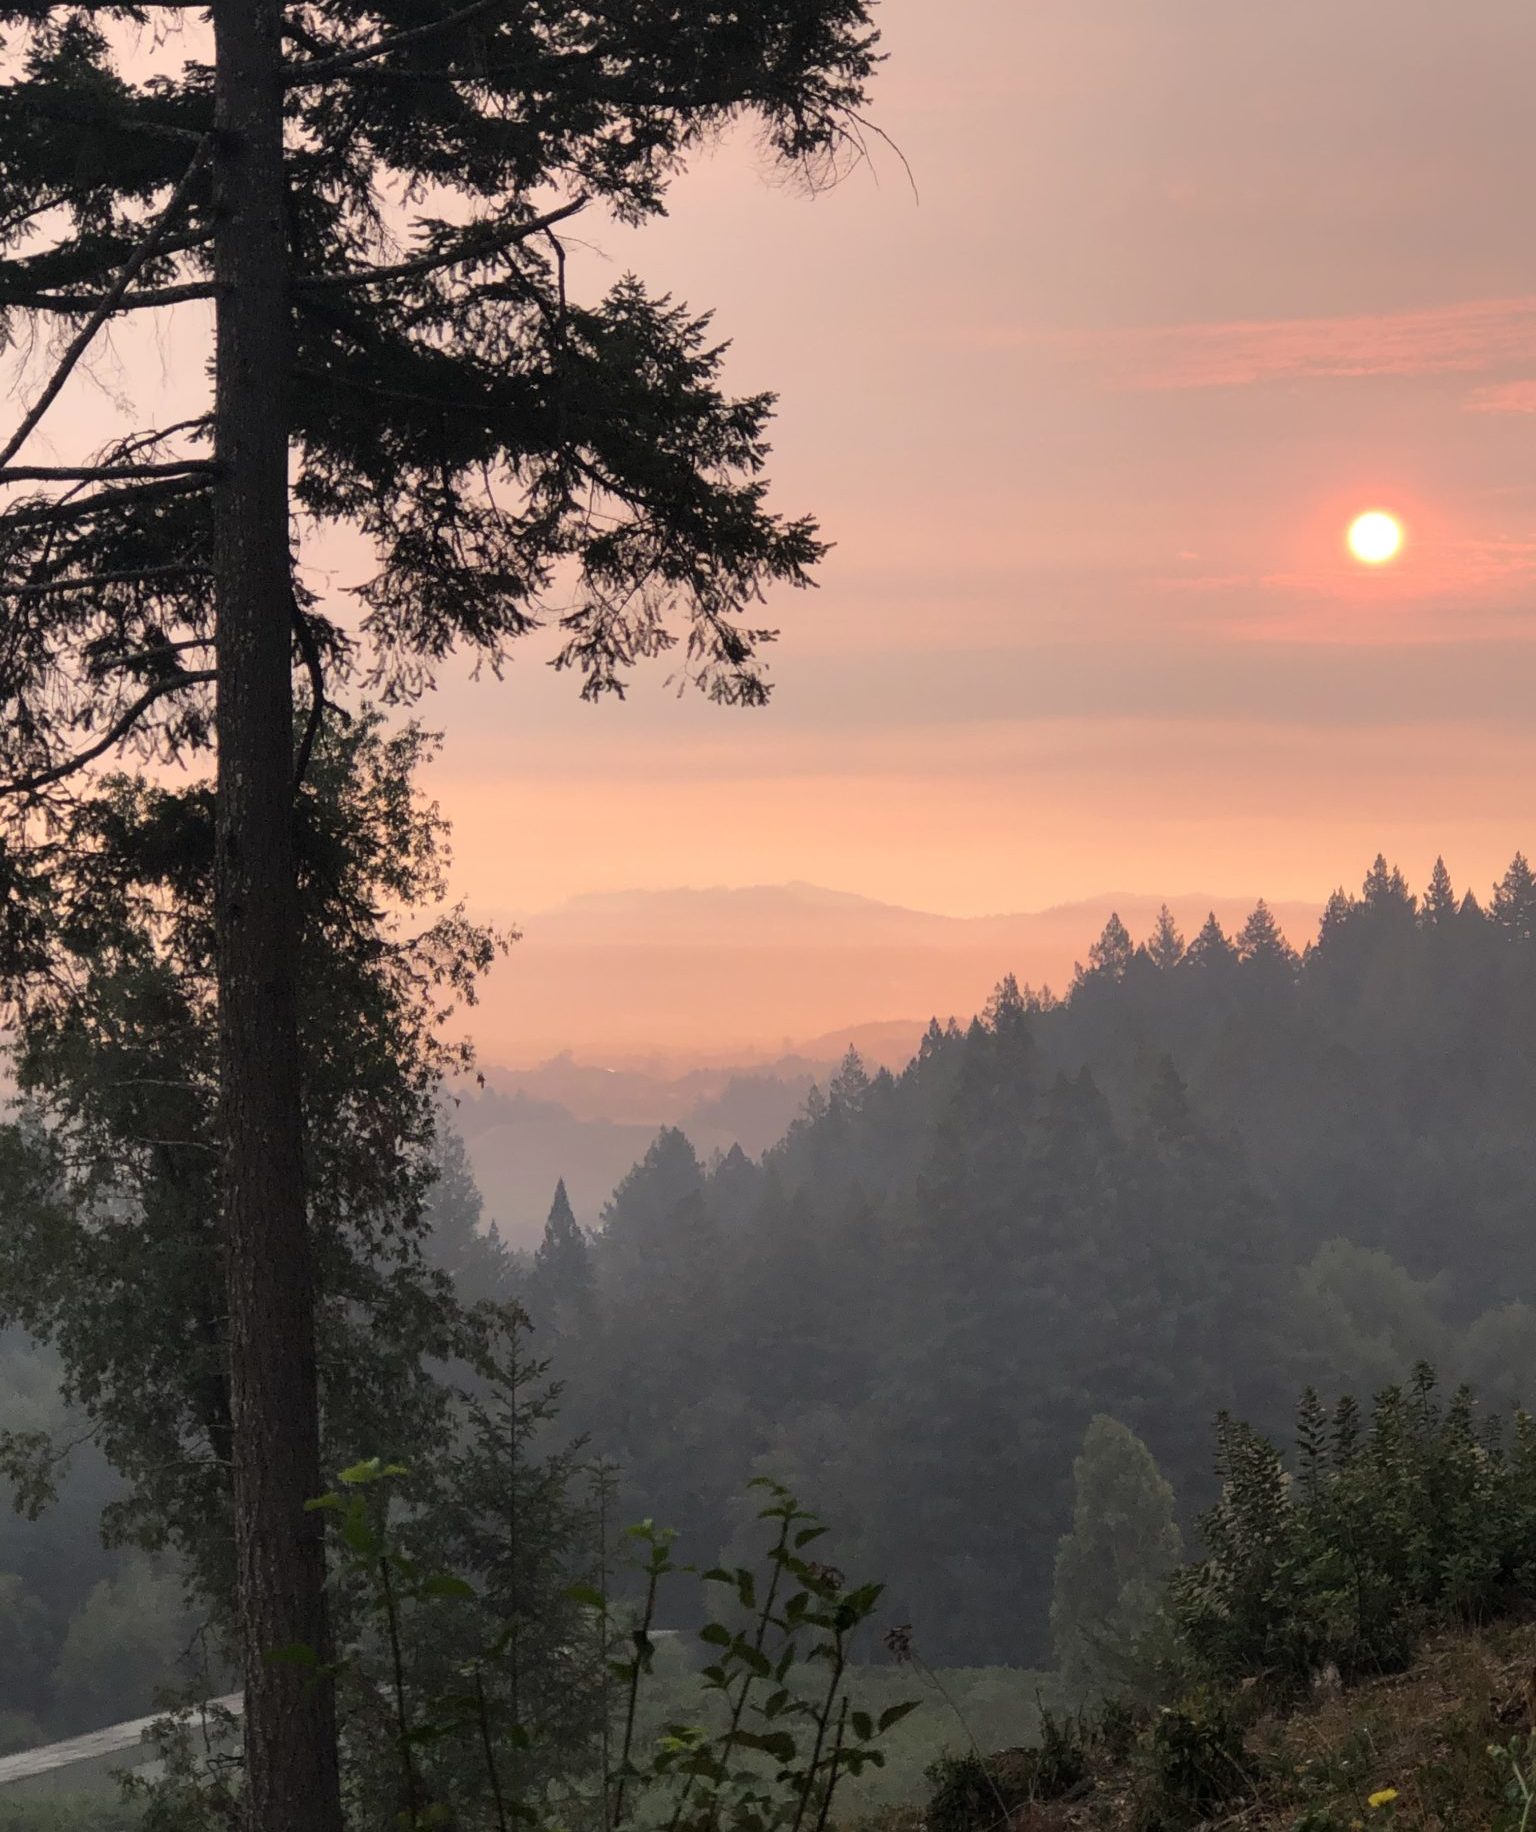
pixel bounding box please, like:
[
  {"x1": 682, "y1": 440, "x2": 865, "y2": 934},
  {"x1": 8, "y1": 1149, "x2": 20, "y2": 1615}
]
[
  {"x1": 300, "y1": 1465, "x2": 914, "y2": 1832},
  {"x1": 1170, "y1": 1367, "x2": 1536, "y2": 1695},
  {"x1": 923, "y1": 1751, "x2": 1008, "y2": 1832},
  {"x1": 922, "y1": 1708, "x2": 1090, "y2": 1832},
  {"x1": 1136, "y1": 1687, "x2": 1249, "y2": 1829}
]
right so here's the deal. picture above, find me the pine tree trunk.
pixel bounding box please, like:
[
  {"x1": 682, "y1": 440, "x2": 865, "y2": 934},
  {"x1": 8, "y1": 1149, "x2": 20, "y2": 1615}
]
[{"x1": 211, "y1": 0, "x2": 343, "y2": 1824}]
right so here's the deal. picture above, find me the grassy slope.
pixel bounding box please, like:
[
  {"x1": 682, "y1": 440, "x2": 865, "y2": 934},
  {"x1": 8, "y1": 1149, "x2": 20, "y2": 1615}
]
[{"x1": 855, "y1": 1624, "x2": 1536, "y2": 1831}]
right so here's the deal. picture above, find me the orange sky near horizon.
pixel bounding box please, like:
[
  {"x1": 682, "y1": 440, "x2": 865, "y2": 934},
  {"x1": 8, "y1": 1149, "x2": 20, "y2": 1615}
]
[
  {"x1": 420, "y1": 0, "x2": 1536, "y2": 930},
  {"x1": 12, "y1": 0, "x2": 1536, "y2": 965}
]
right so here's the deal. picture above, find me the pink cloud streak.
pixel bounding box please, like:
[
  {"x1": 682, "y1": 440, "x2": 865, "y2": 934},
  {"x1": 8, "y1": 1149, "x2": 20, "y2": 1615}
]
[
  {"x1": 1007, "y1": 296, "x2": 1536, "y2": 391},
  {"x1": 1465, "y1": 378, "x2": 1536, "y2": 414}
]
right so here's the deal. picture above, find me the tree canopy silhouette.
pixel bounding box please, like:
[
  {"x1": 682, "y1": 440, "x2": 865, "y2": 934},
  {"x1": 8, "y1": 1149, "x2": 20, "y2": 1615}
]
[{"x1": 0, "y1": 4, "x2": 884, "y2": 1821}]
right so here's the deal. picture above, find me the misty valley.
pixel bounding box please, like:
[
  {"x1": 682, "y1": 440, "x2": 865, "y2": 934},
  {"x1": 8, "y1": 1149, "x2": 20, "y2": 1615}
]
[{"x1": 8, "y1": 852, "x2": 1536, "y2": 1826}]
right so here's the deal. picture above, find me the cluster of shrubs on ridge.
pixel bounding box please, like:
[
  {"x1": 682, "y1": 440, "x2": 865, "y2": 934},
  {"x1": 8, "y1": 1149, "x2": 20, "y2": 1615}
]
[{"x1": 928, "y1": 1364, "x2": 1536, "y2": 1830}]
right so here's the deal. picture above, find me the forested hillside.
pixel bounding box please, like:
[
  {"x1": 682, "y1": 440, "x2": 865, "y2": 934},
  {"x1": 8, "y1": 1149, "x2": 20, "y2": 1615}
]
[{"x1": 522, "y1": 852, "x2": 1536, "y2": 1666}]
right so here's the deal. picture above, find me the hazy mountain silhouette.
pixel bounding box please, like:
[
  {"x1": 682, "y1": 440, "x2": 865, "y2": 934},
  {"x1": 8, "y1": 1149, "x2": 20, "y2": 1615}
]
[{"x1": 470, "y1": 882, "x2": 1319, "y2": 1065}]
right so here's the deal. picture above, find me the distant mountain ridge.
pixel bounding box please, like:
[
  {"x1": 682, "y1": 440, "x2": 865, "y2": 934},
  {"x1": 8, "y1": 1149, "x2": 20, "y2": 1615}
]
[
  {"x1": 469, "y1": 881, "x2": 1321, "y2": 1066},
  {"x1": 456, "y1": 882, "x2": 1323, "y2": 1240}
]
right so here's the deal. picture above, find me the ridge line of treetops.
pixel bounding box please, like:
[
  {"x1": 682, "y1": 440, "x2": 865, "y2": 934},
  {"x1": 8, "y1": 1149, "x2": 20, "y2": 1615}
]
[
  {"x1": 494, "y1": 845, "x2": 1536, "y2": 1672},
  {"x1": 525, "y1": 843, "x2": 1536, "y2": 1267}
]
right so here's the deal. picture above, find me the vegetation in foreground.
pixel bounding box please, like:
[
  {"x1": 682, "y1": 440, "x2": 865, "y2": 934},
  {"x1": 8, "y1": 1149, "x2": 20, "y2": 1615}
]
[
  {"x1": 900, "y1": 1365, "x2": 1536, "y2": 1831},
  {"x1": 906, "y1": 1619, "x2": 1536, "y2": 1831}
]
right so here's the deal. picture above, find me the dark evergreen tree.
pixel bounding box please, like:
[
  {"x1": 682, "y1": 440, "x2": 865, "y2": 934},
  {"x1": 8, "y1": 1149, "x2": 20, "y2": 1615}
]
[
  {"x1": 1235, "y1": 899, "x2": 1298, "y2": 978},
  {"x1": 1184, "y1": 911, "x2": 1239, "y2": 977},
  {"x1": 1491, "y1": 852, "x2": 1536, "y2": 942},
  {"x1": 526, "y1": 1178, "x2": 593, "y2": 1333},
  {"x1": 1147, "y1": 905, "x2": 1186, "y2": 972},
  {"x1": 0, "y1": 720, "x2": 495, "y2": 1617},
  {"x1": 1050, "y1": 1414, "x2": 1182, "y2": 1703},
  {"x1": 423, "y1": 1124, "x2": 514, "y2": 1308},
  {"x1": 1361, "y1": 852, "x2": 1416, "y2": 917},
  {"x1": 1421, "y1": 856, "x2": 1458, "y2": 927},
  {"x1": 1315, "y1": 887, "x2": 1356, "y2": 949},
  {"x1": 1083, "y1": 912, "x2": 1135, "y2": 981}
]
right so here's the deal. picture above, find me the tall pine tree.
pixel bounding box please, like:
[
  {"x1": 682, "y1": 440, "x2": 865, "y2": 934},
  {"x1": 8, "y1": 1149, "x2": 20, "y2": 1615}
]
[{"x1": 0, "y1": 7, "x2": 884, "y2": 1819}]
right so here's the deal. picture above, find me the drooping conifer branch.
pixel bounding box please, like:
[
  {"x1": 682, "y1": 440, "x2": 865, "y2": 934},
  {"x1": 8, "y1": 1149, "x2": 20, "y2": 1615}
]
[
  {"x1": 1, "y1": 473, "x2": 210, "y2": 530},
  {"x1": 0, "y1": 139, "x2": 213, "y2": 473},
  {"x1": 0, "y1": 564, "x2": 209, "y2": 598},
  {"x1": 280, "y1": 0, "x2": 512, "y2": 84},
  {"x1": 10, "y1": 280, "x2": 217, "y2": 315},
  {"x1": 296, "y1": 199, "x2": 589, "y2": 291},
  {"x1": 0, "y1": 670, "x2": 215, "y2": 800}
]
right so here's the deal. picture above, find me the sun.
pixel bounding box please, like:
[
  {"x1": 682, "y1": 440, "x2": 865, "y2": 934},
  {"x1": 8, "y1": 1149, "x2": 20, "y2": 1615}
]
[{"x1": 1347, "y1": 509, "x2": 1404, "y2": 565}]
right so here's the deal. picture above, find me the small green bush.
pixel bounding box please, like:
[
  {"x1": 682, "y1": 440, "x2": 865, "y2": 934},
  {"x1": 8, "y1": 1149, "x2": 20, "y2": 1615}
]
[
  {"x1": 923, "y1": 1709, "x2": 1090, "y2": 1832},
  {"x1": 1169, "y1": 1368, "x2": 1536, "y2": 1696},
  {"x1": 1136, "y1": 1688, "x2": 1249, "y2": 1830},
  {"x1": 924, "y1": 1751, "x2": 1007, "y2": 1832}
]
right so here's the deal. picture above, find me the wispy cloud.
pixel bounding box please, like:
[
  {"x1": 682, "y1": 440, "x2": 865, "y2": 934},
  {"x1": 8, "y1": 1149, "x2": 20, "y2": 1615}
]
[
  {"x1": 1465, "y1": 378, "x2": 1536, "y2": 414},
  {"x1": 1002, "y1": 297, "x2": 1536, "y2": 391}
]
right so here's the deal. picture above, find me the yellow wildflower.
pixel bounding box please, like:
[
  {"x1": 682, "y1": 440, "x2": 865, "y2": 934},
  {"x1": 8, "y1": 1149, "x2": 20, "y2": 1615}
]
[{"x1": 1368, "y1": 1788, "x2": 1399, "y2": 1809}]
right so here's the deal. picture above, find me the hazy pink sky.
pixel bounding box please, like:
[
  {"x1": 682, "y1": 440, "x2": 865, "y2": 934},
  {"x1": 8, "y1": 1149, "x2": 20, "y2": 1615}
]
[
  {"x1": 19, "y1": 0, "x2": 1536, "y2": 933},
  {"x1": 423, "y1": 0, "x2": 1536, "y2": 923}
]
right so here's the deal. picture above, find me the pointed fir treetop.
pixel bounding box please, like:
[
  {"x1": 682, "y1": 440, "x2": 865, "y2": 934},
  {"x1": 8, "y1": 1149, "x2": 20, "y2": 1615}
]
[
  {"x1": 983, "y1": 972, "x2": 1028, "y2": 1032},
  {"x1": 1491, "y1": 852, "x2": 1536, "y2": 942},
  {"x1": 1085, "y1": 911, "x2": 1134, "y2": 980},
  {"x1": 599, "y1": 1127, "x2": 705, "y2": 1246},
  {"x1": 1421, "y1": 856, "x2": 1458, "y2": 926},
  {"x1": 828, "y1": 1046, "x2": 871, "y2": 1112},
  {"x1": 1146, "y1": 904, "x2": 1186, "y2": 972},
  {"x1": 1185, "y1": 911, "x2": 1238, "y2": 973},
  {"x1": 530, "y1": 1176, "x2": 592, "y2": 1317},
  {"x1": 1317, "y1": 887, "x2": 1356, "y2": 948},
  {"x1": 1362, "y1": 853, "x2": 1415, "y2": 916},
  {"x1": 1235, "y1": 898, "x2": 1298, "y2": 973},
  {"x1": 545, "y1": 1177, "x2": 577, "y2": 1237}
]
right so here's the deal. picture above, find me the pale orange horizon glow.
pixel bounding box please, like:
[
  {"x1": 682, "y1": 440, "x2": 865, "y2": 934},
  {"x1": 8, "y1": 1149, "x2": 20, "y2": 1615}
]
[{"x1": 13, "y1": 0, "x2": 1536, "y2": 1060}]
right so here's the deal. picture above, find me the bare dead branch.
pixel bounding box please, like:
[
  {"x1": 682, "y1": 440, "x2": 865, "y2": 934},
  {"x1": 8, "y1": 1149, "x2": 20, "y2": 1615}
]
[
  {"x1": 0, "y1": 137, "x2": 213, "y2": 473},
  {"x1": 0, "y1": 459, "x2": 215, "y2": 485}
]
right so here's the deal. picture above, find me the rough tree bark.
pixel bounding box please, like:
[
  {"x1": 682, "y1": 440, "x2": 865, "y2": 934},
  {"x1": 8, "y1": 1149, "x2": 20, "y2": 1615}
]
[{"x1": 211, "y1": 0, "x2": 343, "y2": 1823}]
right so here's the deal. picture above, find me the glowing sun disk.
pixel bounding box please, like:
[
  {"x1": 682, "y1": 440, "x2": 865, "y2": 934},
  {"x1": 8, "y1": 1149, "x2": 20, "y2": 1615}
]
[{"x1": 1348, "y1": 510, "x2": 1404, "y2": 565}]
